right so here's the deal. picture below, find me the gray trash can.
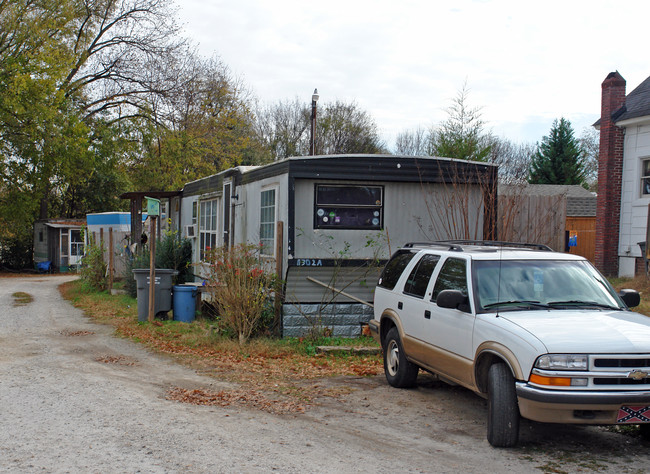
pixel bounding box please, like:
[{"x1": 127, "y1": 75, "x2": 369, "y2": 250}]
[{"x1": 133, "y1": 269, "x2": 179, "y2": 322}]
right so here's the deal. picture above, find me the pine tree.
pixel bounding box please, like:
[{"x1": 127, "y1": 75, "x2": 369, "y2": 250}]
[{"x1": 528, "y1": 118, "x2": 586, "y2": 185}]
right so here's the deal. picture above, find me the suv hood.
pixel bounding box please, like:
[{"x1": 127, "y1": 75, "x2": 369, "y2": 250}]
[{"x1": 499, "y1": 310, "x2": 650, "y2": 353}]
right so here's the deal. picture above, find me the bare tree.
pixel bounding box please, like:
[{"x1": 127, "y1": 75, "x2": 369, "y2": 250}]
[
  {"x1": 254, "y1": 98, "x2": 310, "y2": 160},
  {"x1": 579, "y1": 127, "x2": 599, "y2": 191},
  {"x1": 316, "y1": 100, "x2": 386, "y2": 155},
  {"x1": 488, "y1": 137, "x2": 535, "y2": 184},
  {"x1": 254, "y1": 98, "x2": 386, "y2": 159},
  {"x1": 63, "y1": 0, "x2": 186, "y2": 121},
  {"x1": 394, "y1": 127, "x2": 429, "y2": 156}
]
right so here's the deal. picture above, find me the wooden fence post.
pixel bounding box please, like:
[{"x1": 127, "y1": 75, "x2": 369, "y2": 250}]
[{"x1": 108, "y1": 227, "x2": 114, "y2": 292}]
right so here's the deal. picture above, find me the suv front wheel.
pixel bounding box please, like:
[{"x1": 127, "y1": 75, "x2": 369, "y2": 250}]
[
  {"x1": 383, "y1": 327, "x2": 419, "y2": 388},
  {"x1": 487, "y1": 362, "x2": 520, "y2": 447}
]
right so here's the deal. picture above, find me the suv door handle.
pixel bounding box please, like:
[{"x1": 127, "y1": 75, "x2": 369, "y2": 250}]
[{"x1": 424, "y1": 310, "x2": 431, "y2": 319}]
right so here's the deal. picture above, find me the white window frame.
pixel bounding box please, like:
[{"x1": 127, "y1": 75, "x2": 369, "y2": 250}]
[
  {"x1": 199, "y1": 198, "x2": 220, "y2": 262},
  {"x1": 260, "y1": 187, "x2": 277, "y2": 257},
  {"x1": 69, "y1": 229, "x2": 84, "y2": 265},
  {"x1": 641, "y1": 158, "x2": 650, "y2": 197},
  {"x1": 192, "y1": 200, "x2": 198, "y2": 225}
]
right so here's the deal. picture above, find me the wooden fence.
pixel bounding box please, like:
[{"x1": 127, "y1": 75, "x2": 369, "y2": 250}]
[{"x1": 498, "y1": 193, "x2": 567, "y2": 251}]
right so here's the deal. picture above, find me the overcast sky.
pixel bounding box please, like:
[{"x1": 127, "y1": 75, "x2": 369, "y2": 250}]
[{"x1": 174, "y1": 0, "x2": 650, "y2": 150}]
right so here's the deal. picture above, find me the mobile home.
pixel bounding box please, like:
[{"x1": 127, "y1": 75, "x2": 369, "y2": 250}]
[{"x1": 177, "y1": 154, "x2": 497, "y2": 336}]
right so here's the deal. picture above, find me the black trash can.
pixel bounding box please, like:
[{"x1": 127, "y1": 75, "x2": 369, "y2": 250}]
[{"x1": 133, "y1": 269, "x2": 178, "y2": 322}]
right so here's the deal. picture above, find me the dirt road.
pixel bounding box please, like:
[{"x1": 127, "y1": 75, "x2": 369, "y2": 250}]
[{"x1": 1, "y1": 276, "x2": 649, "y2": 473}]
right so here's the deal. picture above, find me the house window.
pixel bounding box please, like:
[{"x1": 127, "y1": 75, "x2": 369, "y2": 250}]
[
  {"x1": 642, "y1": 159, "x2": 650, "y2": 196},
  {"x1": 199, "y1": 199, "x2": 218, "y2": 261},
  {"x1": 314, "y1": 184, "x2": 383, "y2": 230},
  {"x1": 260, "y1": 188, "x2": 276, "y2": 256},
  {"x1": 192, "y1": 201, "x2": 198, "y2": 225}
]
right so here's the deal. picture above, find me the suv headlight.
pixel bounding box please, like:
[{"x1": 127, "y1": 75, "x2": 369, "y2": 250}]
[{"x1": 535, "y1": 354, "x2": 588, "y2": 371}]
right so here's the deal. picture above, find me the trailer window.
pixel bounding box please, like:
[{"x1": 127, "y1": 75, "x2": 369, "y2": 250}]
[{"x1": 314, "y1": 184, "x2": 383, "y2": 230}]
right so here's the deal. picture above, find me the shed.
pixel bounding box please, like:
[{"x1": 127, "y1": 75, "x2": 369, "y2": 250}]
[
  {"x1": 177, "y1": 154, "x2": 497, "y2": 337},
  {"x1": 33, "y1": 218, "x2": 86, "y2": 271}
]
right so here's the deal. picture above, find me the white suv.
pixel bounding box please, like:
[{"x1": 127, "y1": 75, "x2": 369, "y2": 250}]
[{"x1": 368, "y1": 241, "x2": 647, "y2": 447}]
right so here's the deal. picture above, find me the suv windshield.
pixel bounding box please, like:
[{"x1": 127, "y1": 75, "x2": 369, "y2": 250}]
[{"x1": 473, "y1": 259, "x2": 624, "y2": 312}]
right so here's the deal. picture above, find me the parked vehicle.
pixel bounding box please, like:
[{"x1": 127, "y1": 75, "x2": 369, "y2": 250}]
[{"x1": 369, "y1": 241, "x2": 647, "y2": 447}]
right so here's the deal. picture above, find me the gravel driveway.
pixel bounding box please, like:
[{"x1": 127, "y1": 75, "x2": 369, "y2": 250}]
[{"x1": 2, "y1": 275, "x2": 649, "y2": 473}]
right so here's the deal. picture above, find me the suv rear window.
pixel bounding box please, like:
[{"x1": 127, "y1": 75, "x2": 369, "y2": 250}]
[
  {"x1": 403, "y1": 254, "x2": 440, "y2": 298},
  {"x1": 378, "y1": 250, "x2": 416, "y2": 290}
]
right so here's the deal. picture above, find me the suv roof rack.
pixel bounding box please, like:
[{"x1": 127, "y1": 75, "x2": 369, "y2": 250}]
[
  {"x1": 440, "y1": 240, "x2": 553, "y2": 251},
  {"x1": 403, "y1": 242, "x2": 464, "y2": 252},
  {"x1": 403, "y1": 240, "x2": 553, "y2": 252}
]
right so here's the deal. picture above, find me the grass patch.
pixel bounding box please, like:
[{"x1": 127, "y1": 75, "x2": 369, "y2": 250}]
[
  {"x1": 610, "y1": 276, "x2": 650, "y2": 316},
  {"x1": 12, "y1": 291, "x2": 33, "y2": 306},
  {"x1": 59, "y1": 280, "x2": 382, "y2": 405}
]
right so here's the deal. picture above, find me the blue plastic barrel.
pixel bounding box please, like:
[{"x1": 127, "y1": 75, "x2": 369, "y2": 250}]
[{"x1": 172, "y1": 285, "x2": 198, "y2": 322}]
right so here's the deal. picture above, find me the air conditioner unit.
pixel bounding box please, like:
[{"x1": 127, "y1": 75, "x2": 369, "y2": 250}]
[{"x1": 184, "y1": 224, "x2": 197, "y2": 238}]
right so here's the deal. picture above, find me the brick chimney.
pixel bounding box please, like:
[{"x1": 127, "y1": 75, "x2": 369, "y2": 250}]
[{"x1": 595, "y1": 72, "x2": 626, "y2": 276}]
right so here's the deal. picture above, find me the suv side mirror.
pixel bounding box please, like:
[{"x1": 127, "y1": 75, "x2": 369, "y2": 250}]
[
  {"x1": 437, "y1": 289, "x2": 469, "y2": 311},
  {"x1": 619, "y1": 289, "x2": 641, "y2": 308}
]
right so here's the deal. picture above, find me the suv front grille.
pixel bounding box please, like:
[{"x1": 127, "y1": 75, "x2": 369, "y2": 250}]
[
  {"x1": 589, "y1": 355, "x2": 650, "y2": 389},
  {"x1": 594, "y1": 358, "x2": 650, "y2": 368},
  {"x1": 593, "y1": 377, "x2": 650, "y2": 385}
]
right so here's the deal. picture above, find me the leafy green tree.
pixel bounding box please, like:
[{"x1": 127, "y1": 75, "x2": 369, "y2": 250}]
[
  {"x1": 0, "y1": 0, "x2": 183, "y2": 266},
  {"x1": 528, "y1": 118, "x2": 586, "y2": 185},
  {"x1": 128, "y1": 55, "x2": 267, "y2": 191},
  {"x1": 428, "y1": 83, "x2": 492, "y2": 162}
]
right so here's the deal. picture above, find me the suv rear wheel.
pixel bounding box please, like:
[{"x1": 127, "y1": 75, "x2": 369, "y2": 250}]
[
  {"x1": 487, "y1": 362, "x2": 520, "y2": 447},
  {"x1": 383, "y1": 327, "x2": 418, "y2": 388}
]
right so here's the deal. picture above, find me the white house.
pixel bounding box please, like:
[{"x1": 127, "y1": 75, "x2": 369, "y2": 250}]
[{"x1": 594, "y1": 72, "x2": 650, "y2": 277}]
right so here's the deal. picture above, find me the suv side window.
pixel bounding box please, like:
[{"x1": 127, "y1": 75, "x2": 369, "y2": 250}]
[
  {"x1": 403, "y1": 254, "x2": 440, "y2": 298},
  {"x1": 431, "y1": 257, "x2": 468, "y2": 303},
  {"x1": 377, "y1": 250, "x2": 416, "y2": 290}
]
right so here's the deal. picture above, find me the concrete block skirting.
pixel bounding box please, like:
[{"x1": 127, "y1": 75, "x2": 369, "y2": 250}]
[{"x1": 282, "y1": 303, "x2": 374, "y2": 338}]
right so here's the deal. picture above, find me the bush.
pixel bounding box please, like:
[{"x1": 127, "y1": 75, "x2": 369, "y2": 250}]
[
  {"x1": 205, "y1": 244, "x2": 279, "y2": 345},
  {"x1": 79, "y1": 237, "x2": 107, "y2": 291},
  {"x1": 122, "y1": 230, "x2": 193, "y2": 298},
  {"x1": 0, "y1": 236, "x2": 33, "y2": 270}
]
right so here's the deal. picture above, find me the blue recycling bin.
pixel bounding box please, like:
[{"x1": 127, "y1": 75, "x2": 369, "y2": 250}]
[{"x1": 173, "y1": 285, "x2": 198, "y2": 322}]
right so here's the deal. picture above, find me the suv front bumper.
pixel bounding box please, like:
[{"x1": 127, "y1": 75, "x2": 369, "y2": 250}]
[{"x1": 516, "y1": 382, "x2": 650, "y2": 424}]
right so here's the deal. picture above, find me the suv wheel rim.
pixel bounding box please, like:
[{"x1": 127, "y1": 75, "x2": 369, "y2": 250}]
[{"x1": 387, "y1": 340, "x2": 399, "y2": 376}]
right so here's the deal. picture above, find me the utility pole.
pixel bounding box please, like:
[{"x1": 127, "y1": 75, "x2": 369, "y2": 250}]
[{"x1": 310, "y1": 88, "x2": 319, "y2": 155}]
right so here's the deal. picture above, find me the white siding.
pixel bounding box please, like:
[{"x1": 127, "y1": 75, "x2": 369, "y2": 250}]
[
  {"x1": 294, "y1": 179, "x2": 484, "y2": 261},
  {"x1": 234, "y1": 174, "x2": 289, "y2": 261},
  {"x1": 180, "y1": 195, "x2": 200, "y2": 265},
  {"x1": 619, "y1": 120, "x2": 650, "y2": 277}
]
